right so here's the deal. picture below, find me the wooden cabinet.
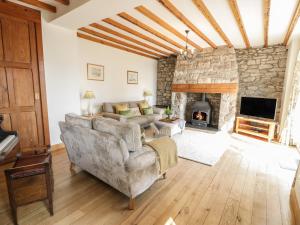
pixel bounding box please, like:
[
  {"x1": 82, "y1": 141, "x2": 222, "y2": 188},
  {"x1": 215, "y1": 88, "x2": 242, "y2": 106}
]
[
  {"x1": 0, "y1": 1, "x2": 49, "y2": 151},
  {"x1": 235, "y1": 116, "x2": 276, "y2": 142}
]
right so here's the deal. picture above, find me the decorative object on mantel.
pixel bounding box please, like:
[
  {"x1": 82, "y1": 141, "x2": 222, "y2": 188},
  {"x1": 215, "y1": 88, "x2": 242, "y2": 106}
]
[
  {"x1": 83, "y1": 91, "x2": 95, "y2": 116},
  {"x1": 87, "y1": 63, "x2": 104, "y2": 81},
  {"x1": 127, "y1": 70, "x2": 138, "y2": 84},
  {"x1": 179, "y1": 30, "x2": 194, "y2": 60}
]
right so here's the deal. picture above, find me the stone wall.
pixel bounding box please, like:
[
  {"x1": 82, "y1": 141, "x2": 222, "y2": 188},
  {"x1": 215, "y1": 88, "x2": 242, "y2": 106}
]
[
  {"x1": 156, "y1": 56, "x2": 177, "y2": 106},
  {"x1": 172, "y1": 47, "x2": 238, "y2": 132},
  {"x1": 235, "y1": 45, "x2": 287, "y2": 121},
  {"x1": 173, "y1": 47, "x2": 238, "y2": 84}
]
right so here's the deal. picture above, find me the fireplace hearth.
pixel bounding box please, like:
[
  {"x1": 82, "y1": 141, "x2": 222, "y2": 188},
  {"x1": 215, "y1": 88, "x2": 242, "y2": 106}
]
[{"x1": 191, "y1": 94, "x2": 211, "y2": 128}]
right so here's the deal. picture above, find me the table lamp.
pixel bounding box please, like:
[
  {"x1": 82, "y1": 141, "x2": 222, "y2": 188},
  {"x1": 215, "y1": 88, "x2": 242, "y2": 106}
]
[
  {"x1": 83, "y1": 91, "x2": 95, "y2": 116},
  {"x1": 143, "y1": 90, "x2": 152, "y2": 105}
]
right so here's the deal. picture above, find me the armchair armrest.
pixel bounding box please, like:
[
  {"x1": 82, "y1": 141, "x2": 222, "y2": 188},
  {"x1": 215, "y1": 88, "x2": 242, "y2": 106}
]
[
  {"x1": 102, "y1": 112, "x2": 127, "y2": 122},
  {"x1": 125, "y1": 146, "x2": 156, "y2": 172}
]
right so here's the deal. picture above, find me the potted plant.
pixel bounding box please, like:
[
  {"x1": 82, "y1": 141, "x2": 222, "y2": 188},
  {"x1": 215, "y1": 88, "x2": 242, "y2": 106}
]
[{"x1": 164, "y1": 106, "x2": 173, "y2": 119}]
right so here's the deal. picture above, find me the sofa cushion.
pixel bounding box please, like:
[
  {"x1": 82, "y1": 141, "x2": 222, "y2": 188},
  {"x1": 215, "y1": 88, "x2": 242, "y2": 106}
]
[
  {"x1": 138, "y1": 101, "x2": 149, "y2": 113},
  {"x1": 125, "y1": 146, "x2": 156, "y2": 172},
  {"x1": 115, "y1": 103, "x2": 129, "y2": 114},
  {"x1": 103, "y1": 103, "x2": 114, "y2": 113},
  {"x1": 65, "y1": 113, "x2": 92, "y2": 128},
  {"x1": 128, "y1": 102, "x2": 138, "y2": 108},
  {"x1": 143, "y1": 107, "x2": 153, "y2": 115},
  {"x1": 93, "y1": 117, "x2": 142, "y2": 152},
  {"x1": 130, "y1": 107, "x2": 142, "y2": 116}
]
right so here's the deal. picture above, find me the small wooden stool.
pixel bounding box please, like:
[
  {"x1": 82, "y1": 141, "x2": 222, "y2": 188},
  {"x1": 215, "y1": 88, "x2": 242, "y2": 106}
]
[{"x1": 4, "y1": 150, "x2": 54, "y2": 225}]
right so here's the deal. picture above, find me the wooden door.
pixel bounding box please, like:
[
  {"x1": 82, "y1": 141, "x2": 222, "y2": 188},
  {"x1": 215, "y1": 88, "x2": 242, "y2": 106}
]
[{"x1": 0, "y1": 4, "x2": 49, "y2": 151}]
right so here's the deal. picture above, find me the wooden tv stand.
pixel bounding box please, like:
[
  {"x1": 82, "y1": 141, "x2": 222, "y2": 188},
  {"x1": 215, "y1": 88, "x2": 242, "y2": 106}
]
[{"x1": 235, "y1": 116, "x2": 277, "y2": 142}]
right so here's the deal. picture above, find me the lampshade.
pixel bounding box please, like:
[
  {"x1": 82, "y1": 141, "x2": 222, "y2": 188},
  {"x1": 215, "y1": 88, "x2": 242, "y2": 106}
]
[
  {"x1": 143, "y1": 90, "x2": 152, "y2": 97},
  {"x1": 83, "y1": 91, "x2": 95, "y2": 99}
]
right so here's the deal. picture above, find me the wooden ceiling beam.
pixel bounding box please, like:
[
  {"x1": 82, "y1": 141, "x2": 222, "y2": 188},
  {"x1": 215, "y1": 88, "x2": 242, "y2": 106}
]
[
  {"x1": 90, "y1": 23, "x2": 169, "y2": 56},
  {"x1": 228, "y1": 0, "x2": 250, "y2": 48},
  {"x1": 283, "y1": 0, "x2": 300, "y2": 45},
  {"x1": 118, "y1": 12, "x2": 185, "y2": 50},
  {"x1": 79, "y1": 27, "x2": 165, "y2": 58},
  {"x1": 263, "y1": 0, "x2": 271, "y2": 47},
  {"x1": 18, "y1": 0, "x2": 56, "y2": 13},
  {"x1": 135, "y1": 5, "x2": 203, "y2": 51},
  {"x1": 77, "y1": 32, "x2": 158, "y2": 60},
  {"x1": 158, "y1": 0, "x2": 216, "y2": 48},
  {"x1": 54, "y1": 0, "x2": 70, "y2": 6},
  {"x1": 192, "y1": 0, "x2": 233, "y2": 47},
  {"x1": 103, "y1": 18, "x2": 178, "y2": 54}
]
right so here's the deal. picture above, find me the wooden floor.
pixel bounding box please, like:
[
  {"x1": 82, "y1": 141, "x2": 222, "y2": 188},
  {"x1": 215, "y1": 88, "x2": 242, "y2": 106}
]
[{"x1": 0, "y1": 135, "x2": 297, "y2": 225}]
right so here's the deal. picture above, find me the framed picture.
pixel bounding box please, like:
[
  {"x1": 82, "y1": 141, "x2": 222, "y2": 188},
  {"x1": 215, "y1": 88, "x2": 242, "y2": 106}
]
[
  {"x1": 87, "y1": 63, "x2": 104, "y2": 81},
  {"x1": 127, "y1": 70, "x2": 138, "y2": 84}
]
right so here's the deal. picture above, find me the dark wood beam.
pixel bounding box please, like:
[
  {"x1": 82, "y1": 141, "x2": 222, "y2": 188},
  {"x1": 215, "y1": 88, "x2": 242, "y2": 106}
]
[
  {"x1": 77, "y1": 32, "x2": 158, "y2": 60},
  {"x1": 90, "y1": 23, "x2": 170, "y2": 56},
  {"x1": 103, "y1": 18, "x2": 178, "y2": 54},
  {"x1": 54, "y1": 0, "x2": 70, "y2": 6},
  {"x1": 118, "y1": 12, "x2": 185, "y2": 50},
  {"x1": 192, "y1": 0, "x2": 233, "y2": 47},
  {"x1": 158, "y1": 0, "x2": 217, "y2": 48},
  {"x1": 79, "y1": 27, "x2": 165, "y2": 58},
  {"x1": 228, "y1": 0, "x2": 250, "y2": 48},
  {"x1": 18, "y1": 0, "x2": 56, "y2": 13},
  {"x1": 283, "y1": 0, "x2": 300, "y2": 45},
  {"x1": 135, "y1": 5, "x2": 203, "y2": 51}
]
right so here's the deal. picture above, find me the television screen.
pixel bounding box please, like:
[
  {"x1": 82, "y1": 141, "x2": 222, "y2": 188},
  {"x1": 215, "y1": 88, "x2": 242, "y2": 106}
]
[{"x1": 240, "y1": 97, "x2": 277, "y2": 119}]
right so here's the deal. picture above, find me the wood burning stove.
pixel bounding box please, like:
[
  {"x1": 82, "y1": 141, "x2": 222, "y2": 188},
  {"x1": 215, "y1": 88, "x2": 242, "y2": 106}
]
[{"x1": 191, "y1": 94, "x2": 211, "y2": 127}]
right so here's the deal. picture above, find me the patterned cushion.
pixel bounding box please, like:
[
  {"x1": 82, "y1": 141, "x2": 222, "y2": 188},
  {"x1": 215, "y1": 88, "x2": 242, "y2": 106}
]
[
  {"x1": 138, "y1": 101, "x2": 149, "y2": 114},
  {"x1": 115, "y1": 103, "x2": 129, "y2": 114},
  {"x1": 143, "y1": 107, "x2": 153, "y2": 115},
  {"x1": 93, "y1": 117, "x2": 142, "y2": 152},
  {"x1": 65, "y1": 113, "x2": 92, "y2": 128},
  {"x1": 130, "y1": 107, "x2": 142, "y2": 116},
  {"x1": 119, "y1": 109, "x2": 132, "y2": 117}
]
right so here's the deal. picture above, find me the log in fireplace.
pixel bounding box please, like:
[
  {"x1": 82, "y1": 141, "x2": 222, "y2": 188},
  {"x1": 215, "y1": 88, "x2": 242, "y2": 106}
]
[{"x1": 191, "y1": 94, "x2": 211, "y2": 127}]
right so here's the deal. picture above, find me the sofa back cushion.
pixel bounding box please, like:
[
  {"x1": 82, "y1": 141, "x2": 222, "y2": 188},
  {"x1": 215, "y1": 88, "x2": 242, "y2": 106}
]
[
  {"x1": 65, "y1": 113, "x2": 92, "y2": 128},
  {"x1": 102, "y1": 101, "x2": 145, "y2": 113},
  {"x1": 93, "y1": 117, "x2": 142, "y2": 152}
]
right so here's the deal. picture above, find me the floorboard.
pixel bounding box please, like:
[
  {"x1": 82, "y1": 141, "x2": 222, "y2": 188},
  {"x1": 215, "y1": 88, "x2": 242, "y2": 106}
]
[{"x1": 0, "y1": 134, "x2": 297, "y2": 225}]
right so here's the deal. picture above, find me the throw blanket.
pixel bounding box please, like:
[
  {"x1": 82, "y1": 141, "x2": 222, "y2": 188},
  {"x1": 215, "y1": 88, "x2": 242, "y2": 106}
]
[{"x1": 146, "y1": 136, "x2": 178, "y2": 174}]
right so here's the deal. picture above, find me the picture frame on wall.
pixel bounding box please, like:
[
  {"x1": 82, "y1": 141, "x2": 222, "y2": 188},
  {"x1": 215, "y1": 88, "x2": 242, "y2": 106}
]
[
  {"x1": 87, "y1": 63, "x2": 104, "y2": 81},
  {"x1": 127, "y1": 70, "x2": 138, "y2": 84}
]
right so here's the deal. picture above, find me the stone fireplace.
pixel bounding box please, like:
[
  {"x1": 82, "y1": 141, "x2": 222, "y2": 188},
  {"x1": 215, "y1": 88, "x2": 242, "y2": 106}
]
[
  {"x1": 185, "y1": 93, "x2": 221, "y2": 128},
  {"x1": 171, "y1": 47, "x2": 239, "y2": 132}
]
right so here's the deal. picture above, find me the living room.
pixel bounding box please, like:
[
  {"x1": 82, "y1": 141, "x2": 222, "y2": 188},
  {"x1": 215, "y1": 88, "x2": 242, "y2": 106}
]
[{"x1": 1, "y1": 0, "x2": 300, "y2": 225}]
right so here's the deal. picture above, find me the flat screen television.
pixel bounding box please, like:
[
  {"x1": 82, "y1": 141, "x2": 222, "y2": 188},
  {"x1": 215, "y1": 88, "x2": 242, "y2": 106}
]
[{"x1": 240, "y1": 97, "x2": 277, "y2": 120}]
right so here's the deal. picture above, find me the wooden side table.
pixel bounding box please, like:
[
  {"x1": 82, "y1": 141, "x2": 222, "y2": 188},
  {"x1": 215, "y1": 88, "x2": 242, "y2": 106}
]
[{"x1": 4, "y1": 149, "x2": 54, "y2": 225}]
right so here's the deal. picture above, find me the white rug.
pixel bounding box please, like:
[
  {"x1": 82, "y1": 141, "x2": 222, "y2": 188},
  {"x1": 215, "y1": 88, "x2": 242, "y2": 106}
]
[{"x1": 172, "y1": 128, "x2": 230, "y2": 166}]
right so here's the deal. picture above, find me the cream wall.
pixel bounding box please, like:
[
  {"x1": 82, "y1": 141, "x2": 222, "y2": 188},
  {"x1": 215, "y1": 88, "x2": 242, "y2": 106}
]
[
  {"x1": 78, "y1": 38, "x2": 157, "y2": 114},
  {"x1": 42, "y1": 21, "x2": 157, "y2": 145},
  {"x1": 280, "y1": 37, "x2": 300, "y2": 133}
]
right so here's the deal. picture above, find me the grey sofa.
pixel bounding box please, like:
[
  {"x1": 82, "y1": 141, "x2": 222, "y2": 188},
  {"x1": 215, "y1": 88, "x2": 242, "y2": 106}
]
[
  {"x1": 102, "y1": 100, "x2": 164, "y2": 127},
  {"x1": 59, "y1": 114, "x2": 165, "y2": 209}
]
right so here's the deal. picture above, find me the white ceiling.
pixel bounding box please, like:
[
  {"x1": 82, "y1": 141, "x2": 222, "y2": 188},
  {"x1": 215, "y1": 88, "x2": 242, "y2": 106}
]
[{"x1": 9, "y1": 0, "x2": 300, "y2": 51}]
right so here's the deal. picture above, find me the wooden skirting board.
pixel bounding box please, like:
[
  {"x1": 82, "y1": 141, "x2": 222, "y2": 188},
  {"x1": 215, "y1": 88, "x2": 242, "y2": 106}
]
[{"x1": 171, "y1": 83, "x2": 238, "y2": 93}]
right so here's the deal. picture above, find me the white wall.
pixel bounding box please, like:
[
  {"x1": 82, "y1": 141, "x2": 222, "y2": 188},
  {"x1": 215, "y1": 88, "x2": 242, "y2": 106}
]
[
  {"x1": 42, "y1": 21, "x2": 157, "y2": 145},
  {"x1": 280, "y1": 37, "x2": 300, "y2": 133},
  {"x1": 78, "y1": 38, "x2": 157, "y2": 114}
]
